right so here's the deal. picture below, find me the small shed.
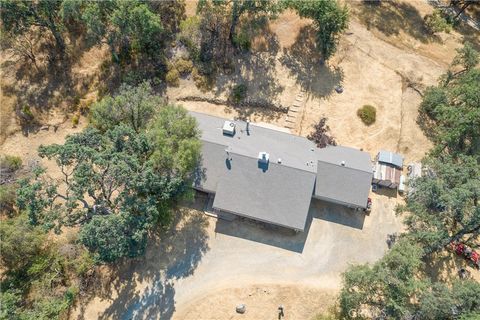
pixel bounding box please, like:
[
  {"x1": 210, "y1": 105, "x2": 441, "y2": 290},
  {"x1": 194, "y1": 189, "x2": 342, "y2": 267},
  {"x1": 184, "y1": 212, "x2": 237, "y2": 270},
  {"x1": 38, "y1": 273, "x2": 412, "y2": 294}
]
[
  {"x1": 377, "y1": 150, "x2": 403, "y2": 168},
  {"x1": 372, "y1": 150, "x2": 404, "y2": 189}
]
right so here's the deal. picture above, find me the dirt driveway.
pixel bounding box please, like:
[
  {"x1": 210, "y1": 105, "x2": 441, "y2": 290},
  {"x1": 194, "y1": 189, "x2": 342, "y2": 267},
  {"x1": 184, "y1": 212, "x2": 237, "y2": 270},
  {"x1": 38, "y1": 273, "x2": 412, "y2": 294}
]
[{"x1": 72, "y1": 192, "x2": 402, "y2": 320}]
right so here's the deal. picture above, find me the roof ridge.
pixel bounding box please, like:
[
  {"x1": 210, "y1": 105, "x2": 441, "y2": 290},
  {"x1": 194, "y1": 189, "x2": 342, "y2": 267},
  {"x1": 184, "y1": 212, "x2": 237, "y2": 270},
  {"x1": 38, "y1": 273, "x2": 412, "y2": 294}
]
[
  {"x1": 228, "y1": 150, "x2": 318, "y2": 175},
  {"x1": 316, "y1": 159, "x2": 373, "y2": 174}
]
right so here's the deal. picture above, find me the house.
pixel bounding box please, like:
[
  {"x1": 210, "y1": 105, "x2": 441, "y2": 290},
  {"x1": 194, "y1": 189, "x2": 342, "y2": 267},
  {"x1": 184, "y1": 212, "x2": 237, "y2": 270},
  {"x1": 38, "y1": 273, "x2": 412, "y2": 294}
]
[
  {"x1": 372, "y1": 150, "x2": 404, "y2": 189},
  {"x1": 191, "y1": 111, "x2": 373, "y2": 232}
]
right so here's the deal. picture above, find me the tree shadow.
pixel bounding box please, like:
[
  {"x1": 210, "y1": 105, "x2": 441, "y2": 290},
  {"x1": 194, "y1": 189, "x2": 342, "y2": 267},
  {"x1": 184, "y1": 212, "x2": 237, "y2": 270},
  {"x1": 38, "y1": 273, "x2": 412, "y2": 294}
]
[
  {"x1": 424, "y1": 251, "x2": 468, "y2": 283},
  {"x1": 356, "y1": 1, "x2": 440, "y2": 43},
  {"x1": 213, "y1": 23, "x2": 285, "y2": 121},
  {"x1": 279, "y1": 25, "x2": 344, "y2": 99},
  {"x1": 75, "y1": 208, "x2": 210, "y2": 320},
  {"x1": 1, "y1": 37, "x2": 98, "y2": 136}
]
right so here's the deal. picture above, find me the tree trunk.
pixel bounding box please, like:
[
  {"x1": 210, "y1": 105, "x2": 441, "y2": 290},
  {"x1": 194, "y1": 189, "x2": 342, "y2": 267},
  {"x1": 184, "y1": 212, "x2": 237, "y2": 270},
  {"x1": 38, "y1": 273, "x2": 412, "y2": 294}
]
[
  {"x1": 454, "y1": 3, "x2": 470, "y2": 20},
  {"x1": 46, "y1": 13, "x2": 65, "y2": 56}
]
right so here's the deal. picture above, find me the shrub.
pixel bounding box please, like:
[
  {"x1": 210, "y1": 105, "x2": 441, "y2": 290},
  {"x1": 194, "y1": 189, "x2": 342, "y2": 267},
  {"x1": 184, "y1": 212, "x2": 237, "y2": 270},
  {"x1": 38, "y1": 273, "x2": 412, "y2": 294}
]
[
  {"x1": 230, "y1": 83, "x2": 247, "y2": 104},
  {"x1": 0, "y1": 184, "x2": 17, "y2": 215},
  {"x1": 178, "y1": 16, "x2": 201, "y2": 60},
  {"x1": 71, "y1": 113, "x2": 80, "y2": 127},
  {"x1": 424, "y1": 10, "x2": 452, "y2": 34},
  {"x1": 192, "y1": 67, "x2": 214, "y2": 92},
  {"x1": 1, "y1": 155, "x2": 22, "y2": 171},
  {"x1": 166, "y1": 69, "x2": 180, "y2": 87},
  {"x1": 174, "y1": 58, "x2": 193, "y2": 75},
  {"x1": 20, "y1": 105, "x2": 34, "y2": 123},
  {"x1": 233, "y1": 31, "x2": 251, "y2": 51},
  {"x1": 357, "y1": 105, "x2": 376, "y2": 125},
  {"x1": 307, "y1": 118, "x2": 337, "y2": 148}
]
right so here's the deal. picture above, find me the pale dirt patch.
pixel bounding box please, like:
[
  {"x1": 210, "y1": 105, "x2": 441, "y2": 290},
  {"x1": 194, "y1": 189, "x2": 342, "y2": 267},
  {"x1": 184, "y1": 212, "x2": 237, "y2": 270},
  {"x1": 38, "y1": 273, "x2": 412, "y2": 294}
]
[
  {"x1": 174, "y1": 285, "x2": 337, "y2": 320},
  {"x1": 298, "y1": 19, "x2": 441, "y2": 163},
  {"x1": 0, "y1": 113, "x2": 87, "y2": 180}
]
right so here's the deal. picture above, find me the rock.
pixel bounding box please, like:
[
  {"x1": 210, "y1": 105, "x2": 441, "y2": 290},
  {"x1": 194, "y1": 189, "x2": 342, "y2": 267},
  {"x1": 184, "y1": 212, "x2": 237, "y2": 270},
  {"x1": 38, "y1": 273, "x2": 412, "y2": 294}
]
[
  {"x1": 335, "y1": 86, "x2": 344, "y2": 94},
  {"x1": 236, "y1": 304, "x2": 246, "y2": 314},
  {"x1": 40, "y1": 125, "x2": 50, "y2": 131}
]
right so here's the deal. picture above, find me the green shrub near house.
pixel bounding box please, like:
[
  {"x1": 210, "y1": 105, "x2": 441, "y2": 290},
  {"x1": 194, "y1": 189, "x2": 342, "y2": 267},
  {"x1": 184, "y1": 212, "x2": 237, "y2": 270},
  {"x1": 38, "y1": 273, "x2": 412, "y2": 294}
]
[{"x1": 357, "y1": 105, "x2": 376, "y2": 125}]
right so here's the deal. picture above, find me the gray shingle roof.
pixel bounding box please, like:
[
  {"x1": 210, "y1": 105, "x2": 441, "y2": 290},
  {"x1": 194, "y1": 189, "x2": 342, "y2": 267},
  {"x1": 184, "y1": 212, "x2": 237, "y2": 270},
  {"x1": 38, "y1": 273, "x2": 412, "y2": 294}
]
[
  {"x1": 212, "y1": 152, "x2": 316, "y2": 231},
  {"x1": 314, "y1": 160, "x2": 373, "y2": 208},
  {"x1": 190, "y1": 111, "x2": 373, "y2": 230}
]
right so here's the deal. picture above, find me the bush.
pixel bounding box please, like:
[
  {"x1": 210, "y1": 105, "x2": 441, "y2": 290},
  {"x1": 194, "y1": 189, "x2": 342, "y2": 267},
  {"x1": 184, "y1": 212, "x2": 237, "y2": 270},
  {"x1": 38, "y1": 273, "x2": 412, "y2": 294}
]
[
  {"x1": 1, "y1": 155, "x2": 22, "y2": 171},
  {"x1": 424, "y1": 10, "x2": 452, "y2": 34},
  {"x1": 0, "y1": 184, "x2": 17, "y2": 215},
  {"x1": 71, "y1": 113, "x2": 80, "y2": 127},
  {"x1": 357, "y1": 105, "x2": 376, "y2": 125},
  {"x1": 178, "y1": 16, "x2": 201, "y2": 60},
  {"x1": 233, "y1": 31, "x2": 251, "y2": 51},
  {"x1": 166, "y1": 69, "x2": 180, "y2": 87},
  {"x1": 230, "y1": 83, "x2": 247, "y2": 104},
  {"x1": 307, "y1": 118, "x2": 337, "y2": 148},
  {"x1": 20, "y1": 105, "x2": 34, "y2": 123},
  {"x1": 192, "y1": 67, "x2": 214, "y2": 92},
  {"x1": 174, "y1": 58, "x2": 193, "y2": 75}
]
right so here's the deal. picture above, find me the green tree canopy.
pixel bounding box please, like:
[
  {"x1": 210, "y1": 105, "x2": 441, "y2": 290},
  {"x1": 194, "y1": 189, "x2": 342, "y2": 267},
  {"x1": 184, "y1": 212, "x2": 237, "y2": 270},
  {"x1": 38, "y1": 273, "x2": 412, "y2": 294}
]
[
  {"x1": 340, "y1": 239, "x2": 480, "y2": 319},
  {"x1": 339, "y1": 240, "x2": 426, "y2": 319},
  {"x1": 285, "y1": 0, "x2": 349, "y2": 60},
  {"x1": 17, "y1": 108, "x2": 200, "y2": 262},
  {"x1": 418, "y1": 280, "x2": 480, "y2": 320},
  {"x1": 1, "y1": 0, "x2": 66, "y2": 55},
  {"x1": 89, "y1": 81, "x2": 163, "y2": 133},
  {"x1": 400, "y1": 154, "x2": 480, "y2": 252},
  {"x1": 81, "y1": 0, "x2": 164, "y2": 62},
  {"x1": 420, "y1": 44, "x2": 480, "y2": 156},
  {"x1": 148, "y1": 105, "x2": 201, "y2": 178}
]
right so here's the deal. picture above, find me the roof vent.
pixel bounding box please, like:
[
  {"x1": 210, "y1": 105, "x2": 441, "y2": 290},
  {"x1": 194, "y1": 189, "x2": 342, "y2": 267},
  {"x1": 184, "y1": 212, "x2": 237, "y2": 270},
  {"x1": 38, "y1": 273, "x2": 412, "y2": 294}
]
[
  {"x1": 277, "y1": 158, "x2": 282, "y2": 164},
  {"x1": 341, "y1": 160, "x2": 346, "y2": 166},
  {"x1": 258, "y1": 152, "x2": 269, "y2": 164},
  {"x1": 223, "y1": 121, "x2": 236, "y2": 136}
]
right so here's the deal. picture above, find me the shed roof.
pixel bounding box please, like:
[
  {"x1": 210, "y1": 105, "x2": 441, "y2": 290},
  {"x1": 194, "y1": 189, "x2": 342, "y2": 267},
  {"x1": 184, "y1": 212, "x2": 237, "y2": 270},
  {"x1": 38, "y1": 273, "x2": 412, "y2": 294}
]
[{"x1": 377, "y1": 150, "x2": 403, "y2": 168}]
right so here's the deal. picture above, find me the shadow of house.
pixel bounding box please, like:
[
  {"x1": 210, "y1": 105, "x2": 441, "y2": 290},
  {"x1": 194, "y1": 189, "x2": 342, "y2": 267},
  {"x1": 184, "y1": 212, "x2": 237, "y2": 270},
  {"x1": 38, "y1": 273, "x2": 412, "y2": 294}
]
[
  {"x1": 76, "y1": 209, "x2": 210, "y2": 320},
  {"x1": 213, "y1": 198, "x2": 366, "y2": 254},
  {"x1": 214, "y1": 214, "x2": 311, "y2": 253},
  {"x1": 279, "y1": 25, "x2": 344, "y2": 99},
  {"x1": 310, "y1": 199, "x2": 366, "y2": 230}
]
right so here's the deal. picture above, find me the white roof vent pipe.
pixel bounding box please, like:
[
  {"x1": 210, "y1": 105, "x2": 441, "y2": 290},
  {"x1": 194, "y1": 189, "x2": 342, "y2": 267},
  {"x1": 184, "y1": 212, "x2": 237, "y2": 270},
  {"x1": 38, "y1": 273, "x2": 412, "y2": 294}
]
[
  {"x1": 278, "y1": 158, "x2": 282, "y2": 164},
  {"x1": 341, "y1": 160, "x2": 346, "y2": 166}
]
